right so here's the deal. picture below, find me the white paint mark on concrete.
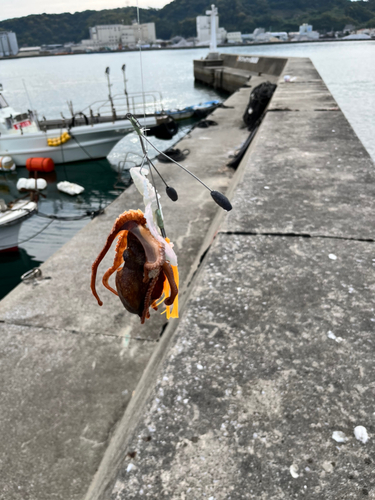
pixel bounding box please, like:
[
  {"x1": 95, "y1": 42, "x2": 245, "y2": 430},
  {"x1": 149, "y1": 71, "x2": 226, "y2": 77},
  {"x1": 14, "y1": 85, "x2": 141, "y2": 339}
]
[{"x1": 328, "y1": 254, "x2": 337, "y2": 260}]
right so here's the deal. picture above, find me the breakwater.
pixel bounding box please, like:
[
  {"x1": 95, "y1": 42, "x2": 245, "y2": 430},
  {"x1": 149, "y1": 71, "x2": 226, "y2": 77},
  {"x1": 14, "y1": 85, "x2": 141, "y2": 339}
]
[
  {"x1": 194, "y1": 52, "x2": 287, "y2": 92},
  {"x1": 1, "y1": 55, "x2": 374, "y2": 500}
]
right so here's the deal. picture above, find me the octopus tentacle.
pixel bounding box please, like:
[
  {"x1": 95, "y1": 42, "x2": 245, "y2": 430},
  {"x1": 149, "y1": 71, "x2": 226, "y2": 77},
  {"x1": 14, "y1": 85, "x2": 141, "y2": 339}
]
[
  {"x1": 162, "y1": 262, "x2": 178, "y2": 306},
  {"x1": 102, "y1": 230, "x2": 128, "y2": 296},
  {"x1": 91, "y1": 209, "x2": 146, "y2": 306},
  {"x1": 140, "y1": 270, "x2": 160, "y2": 324}
]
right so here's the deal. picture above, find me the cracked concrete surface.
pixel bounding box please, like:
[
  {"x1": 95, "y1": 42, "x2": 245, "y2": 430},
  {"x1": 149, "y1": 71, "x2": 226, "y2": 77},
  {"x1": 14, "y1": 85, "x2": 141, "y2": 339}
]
[{"x1": 109, "y1": 235, "x2": 375, "y2": 500}]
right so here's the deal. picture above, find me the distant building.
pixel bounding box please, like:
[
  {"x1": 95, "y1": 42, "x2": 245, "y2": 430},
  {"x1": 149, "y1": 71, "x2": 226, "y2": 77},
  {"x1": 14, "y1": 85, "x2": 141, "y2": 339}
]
[
  {"x1": 0, "y1": 31, "x2": 18, "y2": 57},
  {"x1": 343, "y1": 24, "x2": 356, "y2": 34},
  {"x1": 226, "y1": 32, "x2": 242, "y2": 44},
  {"x1": 241, "y1": 34, "x2": 254, "y2": 42},
  {"x1": 356, "y1": 28, "x2": 374, "y2": 37},
  {"x1": 252, "y1": 28, "x2": 288, "y2": 43},
  {"x1": 18, "y1": 46, "x2": 41, "y2": 57},
  {"x1": 291, "y1": 24, "x2": 319, "y2": 41},
  {"x1": 81, "y1": 23, "x2": 156, "y2": 50},
  {"x1": 196, "y1": 15, "x2": 227, "y2": 44},
  {"x1": 343, "y1": 33, "x2": 371, "y2": 40}
]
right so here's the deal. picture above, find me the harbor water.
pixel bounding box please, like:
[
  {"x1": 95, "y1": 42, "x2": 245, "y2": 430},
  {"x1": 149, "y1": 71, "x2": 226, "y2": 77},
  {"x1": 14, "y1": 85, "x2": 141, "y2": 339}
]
[{"x1": 0, "y1": 41, "x2": 374, "y2": 299}]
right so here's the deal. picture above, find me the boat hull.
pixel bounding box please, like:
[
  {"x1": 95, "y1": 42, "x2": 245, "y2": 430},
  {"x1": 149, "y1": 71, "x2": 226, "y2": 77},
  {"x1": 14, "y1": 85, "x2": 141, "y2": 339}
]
[
  {"x1": 0, "y1": 201, "x2": 37, "y2": 252},
  {"x1": 0, "y1": 221, "x2": 22, "y2": 252},
  {"x1": 0, "y1": 117, "x2": 157, "y2": 166}
]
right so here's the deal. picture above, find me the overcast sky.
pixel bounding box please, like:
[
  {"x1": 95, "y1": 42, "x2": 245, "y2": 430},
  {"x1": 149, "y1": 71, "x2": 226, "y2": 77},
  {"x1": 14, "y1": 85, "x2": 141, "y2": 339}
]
[{"x1": 0, "y1": 0, "x2": 173, "y2": 22}]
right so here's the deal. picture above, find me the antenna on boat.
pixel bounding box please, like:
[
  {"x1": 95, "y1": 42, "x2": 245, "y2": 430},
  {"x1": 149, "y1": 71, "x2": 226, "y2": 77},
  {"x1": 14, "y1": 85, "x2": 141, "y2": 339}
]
[
  {"x1": 105, "y1": 67, "x2": 116, "y2": 121},
  {"x1": 121, "y1": 64, "x2": 130, "y2": 113},
  {"x1": 68, "y1": 100, "x2": 74, "y2": 117},
  {"x1": 21, "y1": 79, "x2": 41, "y2": 131},
  {"x1": 22, "y1": 79, "x2": 34, "y2": 111}
]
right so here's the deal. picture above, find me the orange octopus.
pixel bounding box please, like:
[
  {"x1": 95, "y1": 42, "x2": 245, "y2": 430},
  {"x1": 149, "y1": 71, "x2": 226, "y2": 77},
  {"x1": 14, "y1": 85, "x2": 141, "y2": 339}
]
[{"x1": 91, "y1": 209, "x2": 178, "y2": 324}]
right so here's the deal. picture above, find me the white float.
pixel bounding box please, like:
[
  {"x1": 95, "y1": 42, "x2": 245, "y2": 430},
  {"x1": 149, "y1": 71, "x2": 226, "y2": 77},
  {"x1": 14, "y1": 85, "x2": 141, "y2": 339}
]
[
  {"x1": 57, "y1": 181, "x2": 85, "y2": 196},
  {"x1": 0, "y1": 156, "x2": 16, "y2": 171},
  {"x1": 17, "y1": 178, "x2": 47, "y2": 191}
]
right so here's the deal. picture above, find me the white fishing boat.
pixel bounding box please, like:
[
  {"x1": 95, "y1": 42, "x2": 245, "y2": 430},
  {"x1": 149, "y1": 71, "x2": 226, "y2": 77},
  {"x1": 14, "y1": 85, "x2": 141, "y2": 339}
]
[
  {"x1": 0, "y1": 73, "x2": 177, "y2": 167},
  {"x1": 0, "y1": 199, "x2": 37, "y2": 251}
]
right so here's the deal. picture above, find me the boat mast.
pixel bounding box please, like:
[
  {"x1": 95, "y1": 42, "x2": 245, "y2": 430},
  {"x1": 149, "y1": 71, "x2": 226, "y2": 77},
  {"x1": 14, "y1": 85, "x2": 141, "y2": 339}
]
[
  {"x1": 121, "y1": 64, "x2": 130, "y2": 113},
  {"x1": 105, "y1": 67, "x2": 116, "y2": 121},
  {"x1": 22, "y1": 78, "x2": 40, "y2": 130}
]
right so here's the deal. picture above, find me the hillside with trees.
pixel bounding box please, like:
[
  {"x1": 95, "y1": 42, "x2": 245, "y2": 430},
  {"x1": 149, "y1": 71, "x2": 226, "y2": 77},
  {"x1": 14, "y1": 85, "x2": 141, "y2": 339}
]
[{"x1": 0, "y1": 0, "x2": 374, "y2": 46}]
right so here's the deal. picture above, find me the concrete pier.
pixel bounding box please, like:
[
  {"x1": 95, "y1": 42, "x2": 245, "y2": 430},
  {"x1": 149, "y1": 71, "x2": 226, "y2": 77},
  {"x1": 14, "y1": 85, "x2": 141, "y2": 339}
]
[
  {"x1": 194, "y1": 53, "x2": 287, "y2": 92},
  {"x1": 94, "y1": 58, "x2": 375, "y2": 499},
  {"x1": 1, "y1": 55, "x2": 375, "y2": 499}
]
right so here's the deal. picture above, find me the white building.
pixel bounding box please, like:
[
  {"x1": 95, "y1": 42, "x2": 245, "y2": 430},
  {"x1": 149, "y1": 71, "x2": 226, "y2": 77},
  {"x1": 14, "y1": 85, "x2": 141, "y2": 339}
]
[
  {"x1": 0, "y1": 31, "x2": 18, "y2": 57},
  {"x1": 293, "y1": 24, "x2": 319, "y2": 40},
  {"x1": 196, "y1": 15, "x2": 226, "y2": 44},
  {"x1": 251, "y1": 28, "x2": 287, "y2": 42},
  {"x1": 226, "y1": 32, "x2": 242, "y2": 43},
  {"x1": 82, "y1": 22, "x2": 156, "y2": 50},
  {"x1": 18, "y1": 46, "x2": 41, "y2": 57}
]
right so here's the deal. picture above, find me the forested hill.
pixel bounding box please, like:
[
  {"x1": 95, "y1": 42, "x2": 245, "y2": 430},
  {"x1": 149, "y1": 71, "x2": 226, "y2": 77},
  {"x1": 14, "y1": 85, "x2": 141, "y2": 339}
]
[{"x1": 1, "y1": 0, "x2": 374, "y2": 47}]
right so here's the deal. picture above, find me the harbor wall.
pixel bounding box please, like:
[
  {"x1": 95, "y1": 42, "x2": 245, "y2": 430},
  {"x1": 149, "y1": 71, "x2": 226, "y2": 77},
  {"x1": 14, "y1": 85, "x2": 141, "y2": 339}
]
[
  {"x1": 1, "y1": 55, "x2": 375, "y2": 500},
  {"x1": 194, "y1": 53, "x2": 287, "y2": 92}
]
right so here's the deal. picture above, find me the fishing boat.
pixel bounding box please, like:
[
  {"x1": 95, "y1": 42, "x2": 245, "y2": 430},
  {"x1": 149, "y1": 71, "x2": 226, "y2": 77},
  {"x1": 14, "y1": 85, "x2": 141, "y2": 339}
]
[
  {"x1": 0, "y1": 68, "x2": 178, "y2": 167},
  {"x1": 0, "y1": 199, "x2": 37, "y2": 252}
]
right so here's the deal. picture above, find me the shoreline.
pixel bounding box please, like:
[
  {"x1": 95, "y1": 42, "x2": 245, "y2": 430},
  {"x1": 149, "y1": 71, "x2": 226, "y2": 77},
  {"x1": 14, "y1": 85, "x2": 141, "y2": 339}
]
[{"x1": 1, "y1": 37, "x2": 374, "y2": 61}]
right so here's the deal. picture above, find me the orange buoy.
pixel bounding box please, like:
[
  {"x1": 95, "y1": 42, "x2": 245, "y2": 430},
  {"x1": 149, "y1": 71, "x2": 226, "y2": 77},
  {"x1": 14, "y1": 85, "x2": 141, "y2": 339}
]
[{"x1": 26, "y1": 157, "x2": 55, "y2": 173}]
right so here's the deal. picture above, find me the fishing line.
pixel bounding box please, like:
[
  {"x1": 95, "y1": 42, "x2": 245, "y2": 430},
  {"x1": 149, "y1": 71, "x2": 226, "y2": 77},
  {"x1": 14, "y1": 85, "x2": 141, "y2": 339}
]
[
  {"x1": 141, "y1": 134, "x2": 212, "y2": 192},
  {"x1": 138, "y1": 153, "x2": 148, "y2": 175},
  {"x1": 36, "y1": 209, "x2": 104, "y2": 221},
  {"x1": 136, "y1": 0, "x2": 148, "y2": 154},
  {"x1": 146, "y1": 153, "x2": 166, "y2": 238}
]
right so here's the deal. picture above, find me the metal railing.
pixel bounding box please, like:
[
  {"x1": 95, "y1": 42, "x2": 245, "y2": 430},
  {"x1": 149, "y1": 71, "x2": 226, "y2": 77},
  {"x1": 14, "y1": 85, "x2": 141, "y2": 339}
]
[{"x1": 80, "y1": 91, "x2": 165, "y2": 117}]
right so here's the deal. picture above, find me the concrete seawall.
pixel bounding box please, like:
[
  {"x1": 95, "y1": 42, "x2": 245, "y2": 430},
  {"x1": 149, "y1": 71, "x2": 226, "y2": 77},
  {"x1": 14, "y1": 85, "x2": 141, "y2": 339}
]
[
  {"x1": 1, "y1": 55, "x2": 374, "y2": 499},
  {"x1": 194, "y1": 53, "x2": 287, "y2": 92}
]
